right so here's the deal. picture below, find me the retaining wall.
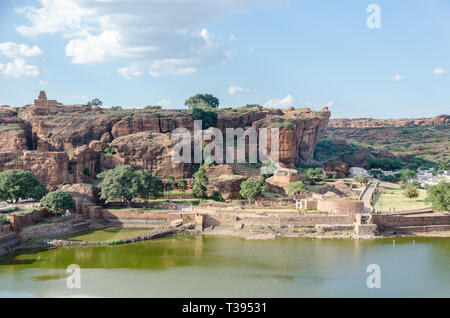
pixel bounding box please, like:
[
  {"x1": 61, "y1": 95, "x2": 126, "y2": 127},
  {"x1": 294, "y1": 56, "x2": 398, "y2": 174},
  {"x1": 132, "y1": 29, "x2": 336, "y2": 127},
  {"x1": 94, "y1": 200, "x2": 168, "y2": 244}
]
[
  {"x1": 372, "y1": 214, "x2": 450, "y2": 229},
  {"x1": 316, "y1": 200, "x2": 364, "y2": 215}
]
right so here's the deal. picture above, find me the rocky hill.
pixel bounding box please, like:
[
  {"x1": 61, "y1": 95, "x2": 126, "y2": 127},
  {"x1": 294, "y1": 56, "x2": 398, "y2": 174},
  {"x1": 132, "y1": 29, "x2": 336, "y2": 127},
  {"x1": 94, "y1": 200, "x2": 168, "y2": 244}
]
[
  {"x1": 315, "y1": 115, "x2": 449, "y2": 169},
  {"x1": 0, "y1": 92, "x2": 330, "y2": 188}
]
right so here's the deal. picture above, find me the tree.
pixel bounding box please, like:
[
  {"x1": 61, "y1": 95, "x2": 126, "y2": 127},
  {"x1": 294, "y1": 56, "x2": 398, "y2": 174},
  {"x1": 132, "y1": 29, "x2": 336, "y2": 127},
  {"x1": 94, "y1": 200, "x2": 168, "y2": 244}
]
[
  {"x1": 369, "y1": 169, "x2": 384, "y2": 179},
  {"x1": 425, "y1": 181, "x2": 449, "y2": 211},
  {"x1": 190, "y1": 107, "x2": 218, "y2": 129},
  {"x1": 40, "y1": 191, "x2": 75, "y2": 215},
  {"x1": 240, "y1": 178, "x2": 262, "y2": 203},
  {"x1": 403, "y1": 184, "x2": 419, "y2": 199},
  {"x1": 97, "y1": 165, "x2": 140, "y2": 204},
  {"x1": 185, "y1": 94, "x2": 219, "y2": 109},
  {"x1": 0, "y1": 169, "x2": 47, "y2": 203},
  {"x1": 435, "y1": 159, "x2": 449, "y2": 171},
  {"x1": 354, "y1": 172, "x2": 369, "y2": 187},
  {"x1": 286, "y1": 181, "x2": 305, "y2": 197},
  {"x1": 135, "y1": 170, "x2": 164, "y2": 200},
  {"x1": 192, "y1": 165, "x2": 208, "y2": 199},
  {"x1": 165, "y1": 175, "x2": 175, "y2": 199},
  {"x1": 306, "y1": 168, "x2": 323, "y2": 183},
  {"x1": 178, "y1": 179, "x2": 188, "y2": 197},
  {"x1": 87, "y1": 98, "x2": 103, "y2": 107},
  {"x1": 400, "y1": 169, "x2": 417, "y2": 183}
]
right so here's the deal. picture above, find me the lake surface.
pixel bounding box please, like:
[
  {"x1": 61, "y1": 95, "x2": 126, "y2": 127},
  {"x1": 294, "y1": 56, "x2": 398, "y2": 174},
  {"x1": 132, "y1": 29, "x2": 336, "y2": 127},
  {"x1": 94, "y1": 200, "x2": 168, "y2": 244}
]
[{"x1": 0, "y1": 233, "x2": 448, "y2": 298}]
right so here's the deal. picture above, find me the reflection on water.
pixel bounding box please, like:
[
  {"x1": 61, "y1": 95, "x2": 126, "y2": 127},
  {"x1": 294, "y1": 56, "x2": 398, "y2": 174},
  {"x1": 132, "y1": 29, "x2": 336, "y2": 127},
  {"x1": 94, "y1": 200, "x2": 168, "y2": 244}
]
[{"x1": 0, "y1": 235, "x2": 448, "y2": 297}]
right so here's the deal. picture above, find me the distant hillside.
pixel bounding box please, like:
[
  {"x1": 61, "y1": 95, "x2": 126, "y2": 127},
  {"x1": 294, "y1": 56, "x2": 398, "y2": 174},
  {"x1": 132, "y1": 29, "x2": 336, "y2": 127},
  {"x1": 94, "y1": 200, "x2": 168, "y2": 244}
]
[{"x1": 315, "y1": 114, "x2": 449, "y2": 170}]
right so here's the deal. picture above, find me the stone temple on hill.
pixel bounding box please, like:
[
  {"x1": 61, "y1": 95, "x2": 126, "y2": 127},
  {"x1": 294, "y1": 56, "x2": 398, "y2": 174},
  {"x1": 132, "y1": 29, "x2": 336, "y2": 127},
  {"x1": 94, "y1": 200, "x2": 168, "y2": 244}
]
[{"x1": 34, "y1": 90, "x2": 61, "y2": 107}]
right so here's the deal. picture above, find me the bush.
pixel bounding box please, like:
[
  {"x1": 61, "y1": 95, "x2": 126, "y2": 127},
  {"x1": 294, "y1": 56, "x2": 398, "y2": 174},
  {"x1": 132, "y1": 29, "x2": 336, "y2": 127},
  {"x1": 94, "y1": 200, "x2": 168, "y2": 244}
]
[
  {"x1": 209, "y1": 191, "x2": 224, "y2": 202},
  {"x1": 40, "y1": 191, "x2": 76, "y2": 214},
  {"x1": 403, "y1": 184, "x2": 419, "y2": 199},
  {"x1": 240, "y1": 178, "x2": 262, "y2": 202},
  {"x1": 286, "y1": 181, "x2": 305, "y2": 196}
]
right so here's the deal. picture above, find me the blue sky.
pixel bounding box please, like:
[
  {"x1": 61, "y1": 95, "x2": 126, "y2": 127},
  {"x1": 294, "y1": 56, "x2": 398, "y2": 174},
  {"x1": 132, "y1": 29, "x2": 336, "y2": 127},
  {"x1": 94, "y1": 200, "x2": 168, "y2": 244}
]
[{"x1": 0, "y1": 0, "x2": 449, "y2": 118}]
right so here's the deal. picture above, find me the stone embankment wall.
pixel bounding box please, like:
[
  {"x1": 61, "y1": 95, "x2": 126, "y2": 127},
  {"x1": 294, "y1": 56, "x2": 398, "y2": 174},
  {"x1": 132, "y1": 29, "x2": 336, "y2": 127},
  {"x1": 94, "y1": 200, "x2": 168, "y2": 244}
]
[
  {"x1": 101, "y1": 208, "x2": 168, "y2": 225},
  {"x1": 203, "y1": 213, "x2": 355, "y2": 228},
  {"x1": 6, "y1": 210, "x2": 43, "y2": 232},
  {"x1": 0, "y1": 225, "x2": 21, "y2": 255},
  {"x1": 372, "y1": 214, "x2": 450, "y2": 229}
]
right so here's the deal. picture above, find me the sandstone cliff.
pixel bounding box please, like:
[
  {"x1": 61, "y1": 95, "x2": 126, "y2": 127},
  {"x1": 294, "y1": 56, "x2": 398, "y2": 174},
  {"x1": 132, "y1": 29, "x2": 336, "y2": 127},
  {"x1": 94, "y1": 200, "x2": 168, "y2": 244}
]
[{"x1": 0, "y1": 94, "x2": 330, "y2": 187}]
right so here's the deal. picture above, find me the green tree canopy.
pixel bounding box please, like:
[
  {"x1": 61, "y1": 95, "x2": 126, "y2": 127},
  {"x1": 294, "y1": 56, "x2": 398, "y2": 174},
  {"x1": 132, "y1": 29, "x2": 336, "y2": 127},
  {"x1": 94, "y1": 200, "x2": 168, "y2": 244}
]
[
  {"x1": 435, "y1": 159, "x2": 449, "y2": 171},
  {"x1": 40, "y1": 191, "x2": 75, "y2": 214},
  {"x1": 0, "y1": 169, "x2": 47, "y2": 203},
  {"x1": 191, "y1": 107, "x2": 218, "y2": 129},
  {"x1": 425, "y1": 181, "x2": 449, "y2": 211},
  {"x1": 403, "y1": 184, "x2": 419, "y2": 199},
  {"x1": 354, "y1": 172, "x2": 369, "y2": 186},
  {"x1": 399, "y1": 169, "x2": 417, "y2": 183},
  {"x1": 240, "y1": 178, "x2": 262, "y2": 202},
  {"x1": 87, "y1": 98, "x2": 103, "y2": 107},
  {"x1": 286, "y1": 181, "x2": 306, "y2": 196},
  {"x1": 184, "y1": 94, "x2": 219, "y2": 109},
  {"x1": 135, "y1": 170, "x2": 164, "y2": 200},
  {"x1": 306, "y1": 168, "x2": 323, "y2": 182},
  {"x1": 97, "y1": 165, "x2": 139, "y2": 204},
  {"x1": 178, "y1": 179, "x2": 188, "y2": 197},
  {"x1": 192, "y1": 165, "x2": 209, "y2": 199}
]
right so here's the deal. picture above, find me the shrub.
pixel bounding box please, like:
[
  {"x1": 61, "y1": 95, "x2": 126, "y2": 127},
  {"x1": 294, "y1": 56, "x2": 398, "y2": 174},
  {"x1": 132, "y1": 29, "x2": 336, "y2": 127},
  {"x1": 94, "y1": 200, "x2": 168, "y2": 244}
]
[
  {"x1": 403, "y1": 184, "x2": 419, "y2": 199},
  {"x1": 240, "y1": 178, "x2": 262, "y2": 202},
  {"x1": 40, "y1": 191, "x2": 76, "y2": 214}
]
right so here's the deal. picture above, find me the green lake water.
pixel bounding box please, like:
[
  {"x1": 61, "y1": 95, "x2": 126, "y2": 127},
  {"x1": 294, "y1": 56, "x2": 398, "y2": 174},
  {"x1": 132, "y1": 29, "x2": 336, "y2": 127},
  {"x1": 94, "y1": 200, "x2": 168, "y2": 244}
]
[{"x1": 0, "y1": 230, "x2": 449, "y2": 298}]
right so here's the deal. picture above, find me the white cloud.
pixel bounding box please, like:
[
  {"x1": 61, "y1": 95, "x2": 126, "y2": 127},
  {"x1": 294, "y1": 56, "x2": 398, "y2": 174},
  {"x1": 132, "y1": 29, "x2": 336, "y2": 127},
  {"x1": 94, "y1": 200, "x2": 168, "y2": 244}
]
[
  {"x1": 228, "y1": 85, "x2": 250, "y2": 95},
  {"x1": 155, "y1": 99, "x2": 172, "y2": 108},
  {"x1": 72, "y1": 95, "x2": 88, "y2": 100},
  {"x1": 65, "y1": 30, "x2": 123, "y2": 64},
  {"x1": 393, "y1": 74, "x2": 406, "y2": 81},
  {"x1": 433, "y1": 68, "x2": 447, "y2": 75},
  {"x1": 0, "y1": 59, "x2": 40, "y2": 78},
  {"x1": 264, "y1": 94, "x2": 295, "y2": 108},
  {"x1": 117, "y1": 63, "x2": 143, "y2": 79},
  {"x1": 16, "y1": 0, "x2": 274, "y2": 77},
  {"x1": 0, "y1": 42, "x2": 42, "y2": 78},
  {"x1": 0, "y1": 42, "x2": 42, "y2": 58},
  {"x1": 40, "y1": 79, "x2": 48, "y2": 86},
  {"x1": 229, "y1": 34, "x2": 236, "y2": 41}
]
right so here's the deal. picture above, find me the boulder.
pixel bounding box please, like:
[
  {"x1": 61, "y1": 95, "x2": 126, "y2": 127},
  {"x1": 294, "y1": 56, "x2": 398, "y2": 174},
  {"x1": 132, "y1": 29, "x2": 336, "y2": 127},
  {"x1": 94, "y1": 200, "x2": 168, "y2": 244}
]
[
  {"x1": 323, "y1": 161, "x2": 349, "y2": 178},
  {"x1": 207, "y1": 175, "x2": 247, "y2": 201},
  {"x1": 59, "y1": 183, "x2": 104, "y2": 205}
]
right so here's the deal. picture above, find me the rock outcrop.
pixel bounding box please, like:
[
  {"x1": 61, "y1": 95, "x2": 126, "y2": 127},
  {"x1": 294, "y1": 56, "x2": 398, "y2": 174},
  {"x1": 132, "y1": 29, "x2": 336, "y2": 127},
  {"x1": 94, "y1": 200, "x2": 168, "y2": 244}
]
[
  {"x1": 207, "y1": 175, "x2": 247, "y2": 201},
  {"x1": 0, "y1": 91, "x2": 331, "y2": 187},
  {"x1": 323, "y1": 161, "x2": 350, "y2": 178}
]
